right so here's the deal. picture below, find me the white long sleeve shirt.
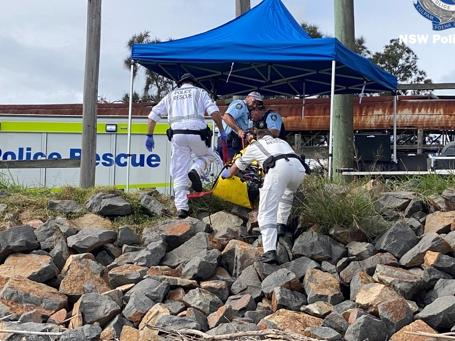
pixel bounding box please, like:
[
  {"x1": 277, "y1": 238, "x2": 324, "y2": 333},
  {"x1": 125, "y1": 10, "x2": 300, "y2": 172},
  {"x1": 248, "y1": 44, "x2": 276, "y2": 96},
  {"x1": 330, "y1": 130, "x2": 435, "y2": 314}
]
[{"x1": 148, "y1": 83, "x2": 219, "y2": 130}]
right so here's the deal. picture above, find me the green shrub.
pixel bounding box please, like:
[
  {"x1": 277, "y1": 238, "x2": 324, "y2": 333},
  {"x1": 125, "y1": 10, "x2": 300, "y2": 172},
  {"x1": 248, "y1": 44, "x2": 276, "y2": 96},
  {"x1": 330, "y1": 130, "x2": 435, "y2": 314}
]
[{"x1": 295, "y1": 176, "x2": 388, "y2": 239}]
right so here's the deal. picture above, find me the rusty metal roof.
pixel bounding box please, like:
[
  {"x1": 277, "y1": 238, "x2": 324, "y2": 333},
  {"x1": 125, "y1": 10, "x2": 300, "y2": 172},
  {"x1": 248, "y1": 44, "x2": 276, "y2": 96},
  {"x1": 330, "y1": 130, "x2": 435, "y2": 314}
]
[{"x1": 1, "y1": 96, "x2": 454, "y2": 131}]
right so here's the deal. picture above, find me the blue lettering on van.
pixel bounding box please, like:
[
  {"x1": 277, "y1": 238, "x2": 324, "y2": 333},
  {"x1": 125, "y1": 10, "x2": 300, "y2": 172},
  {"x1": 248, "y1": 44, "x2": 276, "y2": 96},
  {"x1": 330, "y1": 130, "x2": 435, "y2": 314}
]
[{"x1": 0, "y1": 147, "x2": 161, "y2": 168}]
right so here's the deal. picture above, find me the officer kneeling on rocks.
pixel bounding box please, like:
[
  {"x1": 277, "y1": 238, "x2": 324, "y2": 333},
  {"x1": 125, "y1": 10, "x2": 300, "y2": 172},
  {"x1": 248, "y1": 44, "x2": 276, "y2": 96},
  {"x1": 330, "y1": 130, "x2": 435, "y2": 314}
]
[
  {"x1": 145, "y1": 73, "x2": 226, "y2": 219},
  {"x1": 220, "y1": 128, "x2": 306, "y2": 264}
]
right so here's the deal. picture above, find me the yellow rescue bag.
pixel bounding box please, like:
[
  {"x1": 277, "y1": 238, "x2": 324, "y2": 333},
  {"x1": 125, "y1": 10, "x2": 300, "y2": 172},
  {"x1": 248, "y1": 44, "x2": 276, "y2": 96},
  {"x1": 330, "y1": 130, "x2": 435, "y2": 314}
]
[{"x1": 212, "y1": 174, "x2": 252, "y2": 209}]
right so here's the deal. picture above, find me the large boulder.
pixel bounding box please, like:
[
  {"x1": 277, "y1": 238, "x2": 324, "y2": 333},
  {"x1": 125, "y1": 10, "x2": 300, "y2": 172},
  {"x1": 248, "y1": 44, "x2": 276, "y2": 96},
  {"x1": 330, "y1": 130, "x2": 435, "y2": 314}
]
[
  {"x1": 304, "y1": 269, "x2": 344, "y2": 305},
  {"x1": 400, "y1": 232, "x2": 452, "y2": 267},
  {"x1": 373, "y1": 264, "x2": 424, "y2": 299},
  {"x1": 375, "y1": 221, "x2": 419, "y2": 258},
  {"x1": 183, "y1": 288, "x2": 223, "y2": 315},
  {"x1": 86, "y1": 193, "x2": 132, "y2": 216},
  {"x1": 292, "y1": 231, "x2": 346, "y2": 264},
  {"x1": 67, "y1": 227, "x2": 117, "y2": 253},
  {"x1": 0, "y1": 225, "x2": 39, "y2": 262},
  {"x1": 0, "y1": 253, "x2": 58, "y2": 283},
  {"x1": 416, "y1": 296, "x2": 455, "y2": 330},
  {"x1": 78, "y1": 293, "x2": 121, "y2": 327},
  {"x1": 161, "y1": 232, "x2": 211, "y2": 267},
  {"x1": 221, "y1": 240, "x2": 262, "y2": 277},
  {"x1": 48, "y1": 199, "x2": 83, "y2": 214},
  {"x1": 344, "y1": 314, "x2": 389, "y2": 341}
]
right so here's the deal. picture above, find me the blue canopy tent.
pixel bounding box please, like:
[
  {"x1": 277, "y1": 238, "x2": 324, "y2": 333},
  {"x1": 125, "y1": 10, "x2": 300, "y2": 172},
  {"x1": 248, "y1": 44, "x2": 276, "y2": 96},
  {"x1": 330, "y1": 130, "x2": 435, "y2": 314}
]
[{"x1": 127, "y1": 0, "x2": 398, "y2": 186}]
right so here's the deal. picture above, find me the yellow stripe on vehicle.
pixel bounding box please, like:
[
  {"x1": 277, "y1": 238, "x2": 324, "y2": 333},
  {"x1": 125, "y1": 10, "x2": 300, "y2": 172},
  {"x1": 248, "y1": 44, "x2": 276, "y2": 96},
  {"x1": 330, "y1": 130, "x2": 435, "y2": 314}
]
[{"x1": 0, "y1": 121, "x2": 170, "y2": 135}]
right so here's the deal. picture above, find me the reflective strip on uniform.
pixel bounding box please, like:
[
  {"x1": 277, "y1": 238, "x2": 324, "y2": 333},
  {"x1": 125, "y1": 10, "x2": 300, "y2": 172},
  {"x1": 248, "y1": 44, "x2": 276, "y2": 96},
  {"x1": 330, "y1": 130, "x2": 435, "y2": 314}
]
[{"x1": 169, "y1": 114, "x2": 205, "y2": 123}]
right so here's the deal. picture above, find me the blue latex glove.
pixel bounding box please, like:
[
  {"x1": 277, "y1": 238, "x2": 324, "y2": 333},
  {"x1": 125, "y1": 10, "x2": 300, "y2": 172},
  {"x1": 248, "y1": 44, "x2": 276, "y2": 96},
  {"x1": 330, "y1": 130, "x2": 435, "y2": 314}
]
[
  {"x1": 221, "y1": 168, "x2": 231, "y2": 179},
  {"x1": 220, "y1": 130, "x2": 228, "y2": 143},
  {"x1": 145, "y1": 135, "x2": 155, "y2": 152}
]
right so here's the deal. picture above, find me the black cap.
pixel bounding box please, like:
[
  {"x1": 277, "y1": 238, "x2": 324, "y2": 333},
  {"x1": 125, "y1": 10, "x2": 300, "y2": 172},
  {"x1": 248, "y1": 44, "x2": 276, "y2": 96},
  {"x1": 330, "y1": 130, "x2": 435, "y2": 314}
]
[{"x1": 177, "y1": 73, "x2": 197, "y2": 86}]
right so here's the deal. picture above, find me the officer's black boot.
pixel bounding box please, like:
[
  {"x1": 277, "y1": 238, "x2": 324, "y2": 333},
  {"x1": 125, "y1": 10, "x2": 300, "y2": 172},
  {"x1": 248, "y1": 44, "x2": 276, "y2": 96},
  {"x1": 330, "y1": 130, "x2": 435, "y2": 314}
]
[
  {"x1": 188, "y1": 170, "x2": 203, "y2": 192},
  {"x1": 259, "y1": 250, "x2": 278, "y2": 264},
  {"x1": 277, "y1": 224, "x2": 287, "y2": 237},
  {"x1": 177, "y1": 209, "x2": 189, "y2": 219}
]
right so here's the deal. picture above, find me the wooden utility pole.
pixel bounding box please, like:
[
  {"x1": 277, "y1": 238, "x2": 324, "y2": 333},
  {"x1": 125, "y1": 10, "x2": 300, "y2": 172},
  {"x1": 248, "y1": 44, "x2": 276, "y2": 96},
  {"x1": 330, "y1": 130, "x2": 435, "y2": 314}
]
[
  {"x1": 80, "y1": 0, "x2": 102, "y2": 188},
  {"x1": 333, "y1": 0, "x2": 355, "y2": 181},
  {"x1": 236, "y1": 0, "x2": 250, "y2": 17}
]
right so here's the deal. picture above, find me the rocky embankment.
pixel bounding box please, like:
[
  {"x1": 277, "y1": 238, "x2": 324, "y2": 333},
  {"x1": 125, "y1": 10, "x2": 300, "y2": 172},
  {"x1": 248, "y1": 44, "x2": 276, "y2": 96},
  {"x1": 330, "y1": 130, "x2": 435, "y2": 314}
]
[{"x1": 0, "y1": 189, "x2": 454, "y2": 340}]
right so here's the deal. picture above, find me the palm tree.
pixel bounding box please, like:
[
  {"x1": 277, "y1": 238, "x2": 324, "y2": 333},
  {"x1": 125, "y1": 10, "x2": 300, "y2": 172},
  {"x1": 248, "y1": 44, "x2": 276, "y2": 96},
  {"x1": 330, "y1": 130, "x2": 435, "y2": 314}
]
[{"x1": 124, "y1": 31, "x2": 174, "y2": 103}]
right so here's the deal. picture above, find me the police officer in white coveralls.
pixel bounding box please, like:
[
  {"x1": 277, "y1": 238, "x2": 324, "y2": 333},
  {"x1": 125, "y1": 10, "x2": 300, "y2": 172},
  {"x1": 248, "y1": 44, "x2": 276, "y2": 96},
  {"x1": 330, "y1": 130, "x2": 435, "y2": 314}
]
[
  {"x1": 145, "y1": 73, "x2": 226, "y2": 219},
  {"x1": 221, "y1": 128, "x2": 306, "y2": 264}
]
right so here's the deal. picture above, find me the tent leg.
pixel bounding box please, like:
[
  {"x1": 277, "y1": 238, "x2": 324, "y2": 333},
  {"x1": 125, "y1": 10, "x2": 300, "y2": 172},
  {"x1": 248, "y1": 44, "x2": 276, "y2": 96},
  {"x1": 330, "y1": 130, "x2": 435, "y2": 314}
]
[
  {"x1": 393, "y1": 94, "x2": 398, "y2": 163},
  {"x1": 328, "y1": 60, "x2": 336, "y2": 179},
  {"x1": 126, "y1": 62, "x2": 134, "y2": 192}
]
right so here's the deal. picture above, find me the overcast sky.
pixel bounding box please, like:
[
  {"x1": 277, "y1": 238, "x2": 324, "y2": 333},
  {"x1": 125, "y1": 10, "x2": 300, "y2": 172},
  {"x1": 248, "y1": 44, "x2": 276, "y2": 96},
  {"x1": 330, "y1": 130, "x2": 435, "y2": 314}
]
[{"x1": 1, "y1": 0, "x2": 454, "y2": 104}]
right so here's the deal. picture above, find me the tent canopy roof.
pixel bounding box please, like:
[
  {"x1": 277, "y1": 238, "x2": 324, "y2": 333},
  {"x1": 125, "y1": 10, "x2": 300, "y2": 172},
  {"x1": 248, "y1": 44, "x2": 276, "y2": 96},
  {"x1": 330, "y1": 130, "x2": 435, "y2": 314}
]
[{"x1": 132, "y1": 0, "x2": 397, "y2": 97}]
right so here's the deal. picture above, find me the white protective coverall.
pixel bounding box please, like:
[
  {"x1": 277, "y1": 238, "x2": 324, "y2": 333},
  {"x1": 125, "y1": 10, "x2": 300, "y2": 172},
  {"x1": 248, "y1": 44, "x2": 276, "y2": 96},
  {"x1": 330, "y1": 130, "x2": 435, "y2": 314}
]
[
  {"x1": 148, "y1": 83, "x2": 220, "y2": 211},
  {"x1": 235, "y1": 135, "x2": 306, "y2": 252}
]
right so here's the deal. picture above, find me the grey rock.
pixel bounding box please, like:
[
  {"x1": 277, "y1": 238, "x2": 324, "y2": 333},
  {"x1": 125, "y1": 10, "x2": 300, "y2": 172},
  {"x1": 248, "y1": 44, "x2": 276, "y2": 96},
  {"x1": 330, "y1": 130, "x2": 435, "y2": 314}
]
[
  {"x1": 156, "y1": 315, "x2": 201, "y2": 331},
  {"x1": 46, "y1": 217, "x2": 78, "y2": 238},
  {"x1": 336, "y1": 257, "x2": 355, "y2": 273},
  {"x1": 95, "y1": 250, "x2": 114, "y2": 266},
  {"x1": 0, "y1": 204, "x2": 6, "y2": 215},
  {"x1": 48, "y1": 199, "x2": 82, "y2": 214},
  {"x1": 161, "y1": 232, "x2": 211, "y2": 267},
  {"x1": 116, "y1": 226, "x2": 139, "y2": 246},
  {"x1": 121, "y1": 244, "x2": 143, "y2": 253},
  {"x1": 187, "y1": 307, "x2": 209, "y2": 331},
  {"x1": 378, "y1": 298, "x2": 413, "y2": 335},
  {"x1": 282, "y1": 256, "x2": 320, "y2": 280},
  {"x1": 373, "y1": 264, "x2": 424, "y2": 299},
  {"x1": 262, "y1": 268, "x2": 301, "y2": 295},
  {"x1": 425, "y1": 279, "x2": 455, "y2": 304},
  {"x1": 183, "y1": 288, "x2": 223, "y2": 315},
  {"x1": 253, "y1": 261, "x2": 281, "y2": 281},
  {"x1": 207, "y1": 321, "x2": 259, "y2": 335},
  {"x1": 304, "y1": 269, "x2": 344, "y2": 305},
  {"x1": 140, "y1": 193, "x2": 168, "y2": 216},
  {"x1": 416, "y1": 296, "x2": 455, "y2": 329},
  {"x1": 61, "y1": 325, "x2": 102, "y2": 341},
  {"x1": 292, "y1": 231, "x2": 346, "y2": 264},
  {"x1": 376, "y1": 191, "x2": 415, "y2": 211},
  {"x1": 79, "y1": 293, "x2": 121, "y2": 327},
  {"x1": 304, "y1": 326, "x2": 342, "y2": 341},
  {"x1": 108, "y1": 265, "x2": 148, "y2": 288},
  {"x1": 2, "y1": 322, "x2": 63, "y2": 341},
  {"x1": 321, "y1": 261, "x2": 338, "y2": 276},
  {"x1": 201, "y1": 280, "x2": 229, "y2": 303},
  {"x1": 18, "y1": 310, "x2": 45, "y2": 323},
  {"x1": 344, "y1": 314, "x2": 388, "y2": 341},
  {"x1": 182, "y1": 249, "x2": 220, "y2": 280},
  {"x1": 442, "y1": 188, "x2": 455, "y2": 210},
  {"x1": 67, "y1": 227, "x2": 117, "y2": 253},
  {"x1": 230, "y1": 265, "x2": 262, "y2": 295},
  {"x1": 164, "y1": 300, "x2": 186, "y2": 315},
  {"x1": 273, "y1": 287, "x2": 307, "y2": 312},
  {"x1": 350, "y1": 272, "x2": 374, "y2": 301},
  {"x1": 149, "y1": 275, "x2": 198, "y2": 290},
  {"x1": 245, "y1": 309, "x2": 272, "y2": 324},
  {"x1": 35, "y1": 220, "x2": 65, "y2": 251},
  {"x1": 225, "y1": 294, "x2": 257, "y2": 316},
  {"x1": 428, "y1": 253, "x2": 455, "y2": 276},
  {"x1": 276, "y1": 238, "x2": 291, "y2": 264},
  {"x1": 423, "y1": 267, "x2": 452, "y2": 289},
  {"x1": 333, "y1": 300, "x2": 357, "y2": 314},
  {"x1": 86, "y1": 192, "x2": 132, "y2": 216},
  {"x1": 203, "y1": 211, "x2": 242, "y2": 242},
  {"x1": 49, "y1": 236, "x2": 70, "y2": 270},
  {"x1": 400, "y1": 232, "x2": 452, "y2": 267},
  {"x1": 0, "y1": 225, "x2": 39, "y2": 262},
  {"x1": 323, "y1": 311, "x2": 349, "y2": 334},
  {"x1": 405, "y1": 217, "x2": 424, "y2": 235},
  {"x1": 122, "y1": 294, "x2": 155, "y2": 324},
  {"x1": 340, "y1": 252, "x2": 398, "y2": 283},
  {"x1": 141, "y1": 227, "x2": 162, "y2": 246},
  {"x1": 133, "y1": 239, "x2": 167, "y2": 267},
  {"x1": 347, "y1": 241, "x2": 376, "y2": 260},
  {"x1": 125, "y1": 278, "x2": 169, "y2": 304},
  {"x1": 375, "y1": 221, "x2": 419, "y2": 258},
  {"x1": 445, "y1": 231, "x2": 455, "y2": 250},
  {"x1": 160, "y1": 217, "x2": 209, "y2": 250},
  {"x1": 404, "y1": 198, "x2": 427, "y2": 218}
]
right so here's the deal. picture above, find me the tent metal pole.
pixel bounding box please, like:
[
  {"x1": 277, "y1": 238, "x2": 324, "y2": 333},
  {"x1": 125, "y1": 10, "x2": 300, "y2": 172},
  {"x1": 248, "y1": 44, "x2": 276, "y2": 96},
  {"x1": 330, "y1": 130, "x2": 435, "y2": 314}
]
[
  {"x1": 126, "y1": 62, "x2": 134, "y2": 192},
  {"x1": 393, "y1": 94, "x2": 398, "y2": 163},
  {"x1": 328, "y1": 60, "x2": 336, "y2": 179}
]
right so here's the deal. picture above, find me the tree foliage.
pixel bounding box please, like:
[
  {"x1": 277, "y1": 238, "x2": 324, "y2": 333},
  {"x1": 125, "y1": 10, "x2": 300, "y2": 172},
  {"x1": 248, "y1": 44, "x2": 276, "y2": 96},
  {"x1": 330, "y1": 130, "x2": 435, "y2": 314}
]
[
  {"x1": 372, "y1": 38, "x2": 428, "y2": 85},
  {"x1": 123, "y1": 31, "x2": 174, "y2": 103},
  {"x1": 300, "y1": 22, "x2": 429, "y2": 90}
]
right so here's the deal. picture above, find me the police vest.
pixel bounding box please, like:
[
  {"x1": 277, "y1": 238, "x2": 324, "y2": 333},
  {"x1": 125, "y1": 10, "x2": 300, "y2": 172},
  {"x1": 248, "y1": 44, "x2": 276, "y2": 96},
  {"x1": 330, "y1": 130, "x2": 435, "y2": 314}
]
[{"x1": 254, "y1": 110, "x2": 287, "y2": 139}]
